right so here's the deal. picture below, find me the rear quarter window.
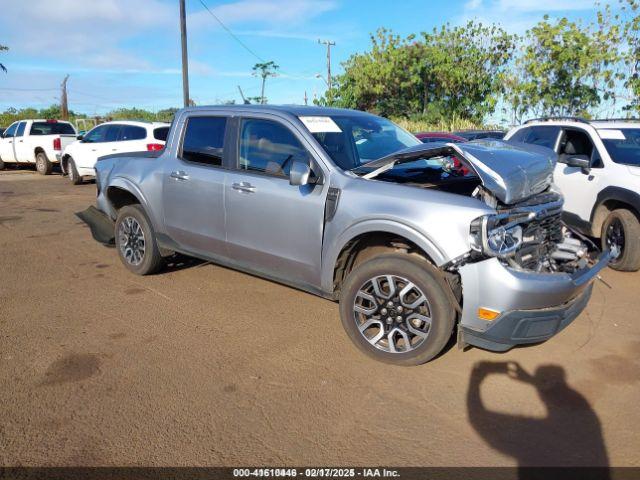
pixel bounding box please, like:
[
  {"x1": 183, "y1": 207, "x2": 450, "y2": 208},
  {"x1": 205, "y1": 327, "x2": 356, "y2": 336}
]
[
  {"x1": 153, "y1": 126, "x2": 170, "y2": 142},
  {"x1": 118, "y1": 125, "x2": 146, "y2": 141},
  {"x1": 180, "y1": 116, "x2": 227, "y2": 166}
]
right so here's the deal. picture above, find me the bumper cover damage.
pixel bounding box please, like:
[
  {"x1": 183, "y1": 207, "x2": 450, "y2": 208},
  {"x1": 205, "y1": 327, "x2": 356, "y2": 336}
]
[{"x1": 457, "y1": 250, "x2": 611, "y2": 351}]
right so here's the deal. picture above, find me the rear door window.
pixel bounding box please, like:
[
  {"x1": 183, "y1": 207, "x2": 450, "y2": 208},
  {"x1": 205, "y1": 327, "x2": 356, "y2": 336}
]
[
  {"x1": 118, "y1": 125, "x2": 146, "y2": 141},
  {"x1": 15, "y1": 122, "x2": 26, "y2": 137},
  {"x1": 525, "y1": 126, "x2": 561, "y2": 149},
  {"x1": 180, "y1": 116, "x2": 227, "y2": 166},
  {"x1": 105, "y1": 125, "x2": 122, "y2": 142}
]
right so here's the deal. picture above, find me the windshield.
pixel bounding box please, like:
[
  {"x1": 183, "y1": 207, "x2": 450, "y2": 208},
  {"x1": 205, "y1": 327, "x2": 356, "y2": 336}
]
[
  {"x1": 600, "y1": 128, "x2": 640, "y2": 166},
  {"x1": 302, "y1": 114, "x2": 421, "y2": 170},
  {"x1": 30, "y1": 122, "x2": 76, "y2": 135}
]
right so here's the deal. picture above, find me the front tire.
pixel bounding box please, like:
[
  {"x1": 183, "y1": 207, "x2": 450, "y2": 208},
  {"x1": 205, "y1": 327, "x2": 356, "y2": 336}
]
[
  {"x1": 339, "y1": 253, "x2": 456, "y2": 366},
  {"x1": 115, "y1": 205, "x2": 164, "y2": 275},
  {"x1": 67, "y1": 157, "x2": 83, "y2": 185},
  {"x1": 35, "y1": 152, "x2": 53, "y2": 175},
  {"x1": 601, "y1": 209, "x2": 640, "y2": 271}
]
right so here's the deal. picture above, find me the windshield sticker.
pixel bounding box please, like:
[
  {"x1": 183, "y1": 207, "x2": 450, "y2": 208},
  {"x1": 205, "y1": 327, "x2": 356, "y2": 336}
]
[
  {"x1": 299, "y1": 116, "x2": 342, "y2": 133},
  {"x1": 598, "y1": 129, "x2": 626, "y2": 140}
]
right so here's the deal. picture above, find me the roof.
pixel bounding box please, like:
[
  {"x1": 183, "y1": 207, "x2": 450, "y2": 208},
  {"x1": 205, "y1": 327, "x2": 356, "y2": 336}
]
[
  {"x1": 180, "y1": 104, "x2": 378, "y2": 118},
  {"x1": 99, "y1": 120, "x2": 170, "y2": 127},
  {"x1": 522, "y1": 117, "x2": 640, "y2": 129}
]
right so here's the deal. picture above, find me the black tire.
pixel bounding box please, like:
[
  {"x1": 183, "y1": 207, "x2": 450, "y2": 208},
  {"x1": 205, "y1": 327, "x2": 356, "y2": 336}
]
[
  {"x1": 0, "y1": 157, "x2": 5, "y2": 170},
  {"x1": 339, "y1": 253, "x2": 456, "y2": 366},
  {"x1": 601, "y1": 209, "x2": 640, "y2": 272},
  {"x1": 35, "y1": 152, "x2": 53, "y2": 175},
  {"x1": 67, "y1": 157, "x2": 83, "y2": 185},
  {"x1": 115, "y1": 205, "x2": 164, "y2": 275}
]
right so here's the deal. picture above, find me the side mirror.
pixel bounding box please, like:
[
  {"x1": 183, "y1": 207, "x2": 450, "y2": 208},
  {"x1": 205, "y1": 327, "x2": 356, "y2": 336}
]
[
  {"x1": 565, "y1": 155, "x2": 591, "y2": 172},
  {"x1": 77, "y1": 135, "x2": 84, "y2": 141},
  {"x1": 289, "y1": 159, "x2": 312, "y2": 186}
]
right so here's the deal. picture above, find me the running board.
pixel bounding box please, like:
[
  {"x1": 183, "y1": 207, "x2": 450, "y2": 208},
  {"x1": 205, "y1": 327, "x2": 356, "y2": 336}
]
[{"x1": 76, "y1": 206, "x2": 115, "y2": 246}]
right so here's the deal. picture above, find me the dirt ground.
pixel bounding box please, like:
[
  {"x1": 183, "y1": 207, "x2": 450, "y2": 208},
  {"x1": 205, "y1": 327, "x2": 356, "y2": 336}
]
[{"x1": 0, "y1": 168, "x2": 638, "y2": 467}]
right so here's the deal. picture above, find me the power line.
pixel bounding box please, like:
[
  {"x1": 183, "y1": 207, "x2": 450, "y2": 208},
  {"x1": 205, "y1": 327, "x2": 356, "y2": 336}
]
[{"x1": 197, "y1": 0, "x2": 265, "y2": 63}]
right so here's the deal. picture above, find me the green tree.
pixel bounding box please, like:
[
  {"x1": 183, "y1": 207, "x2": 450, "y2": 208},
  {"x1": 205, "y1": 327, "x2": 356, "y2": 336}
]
[
  {"x1": 323, "y1": 23, "x2": 514, "y2": 123},
  {"x1": 252, "y1": 61, "x2": 279, "y2": 104},
  {"x1": 507, "y1": 15, "x2": 620, "y2": 119},
  {"x1": 618, "y1": 0, "x2": 640, "y2": 113},
  {"x1": 0, "y1": 44, "x2": 7, "y2": 73}
]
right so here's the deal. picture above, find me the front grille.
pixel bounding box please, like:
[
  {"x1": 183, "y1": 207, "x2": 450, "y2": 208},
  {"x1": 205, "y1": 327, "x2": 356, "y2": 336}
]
[{"x1": 515, "y1": 210, "x2": 563, "y2": 270}]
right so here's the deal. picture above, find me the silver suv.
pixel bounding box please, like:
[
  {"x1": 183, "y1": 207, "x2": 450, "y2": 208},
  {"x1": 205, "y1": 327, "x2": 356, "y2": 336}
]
[{"x1": 81, "y1": 106, "x2": 611, "y2": 365}]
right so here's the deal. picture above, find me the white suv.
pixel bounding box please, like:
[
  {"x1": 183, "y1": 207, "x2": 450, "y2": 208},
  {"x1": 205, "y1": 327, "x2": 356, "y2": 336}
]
[
  {"x1": 505, "y1": 117, "x2": 640, "y2": 271},
  {"x1": 61, "y1": 120, "x2": 170, "y2": 185}
]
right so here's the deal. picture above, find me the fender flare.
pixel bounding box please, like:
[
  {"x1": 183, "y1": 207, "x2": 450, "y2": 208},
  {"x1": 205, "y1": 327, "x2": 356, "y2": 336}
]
[
  {"x1": 105, "y1": 177, "x2": 161, "y2": 230},
  {"x1": 321, "y1": 219, "x2": 448, "y2": 293}
]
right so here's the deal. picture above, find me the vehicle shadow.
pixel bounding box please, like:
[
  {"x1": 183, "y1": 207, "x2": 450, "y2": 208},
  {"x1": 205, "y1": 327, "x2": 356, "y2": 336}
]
[
  {"x1": 466, "y1": 361, "x2": 609, "y2": 479},
  {"x1": 163, "y1": 253, "x2": 207, "y2": 273}
]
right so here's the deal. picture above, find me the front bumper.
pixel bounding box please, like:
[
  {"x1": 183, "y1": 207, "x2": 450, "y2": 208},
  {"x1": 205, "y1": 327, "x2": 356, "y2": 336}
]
[{"x1": 458, "y1": 250, "x2": 611, "y2": 352}]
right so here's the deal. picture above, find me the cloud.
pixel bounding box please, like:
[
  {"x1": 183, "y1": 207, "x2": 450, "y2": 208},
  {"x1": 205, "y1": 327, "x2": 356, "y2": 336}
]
[
  {"x1": 188, "y1": 0, "x2": 337, "y2": 29},
  {"x1": 461, "y1": 0, "x2": 616, "y2": 34}
]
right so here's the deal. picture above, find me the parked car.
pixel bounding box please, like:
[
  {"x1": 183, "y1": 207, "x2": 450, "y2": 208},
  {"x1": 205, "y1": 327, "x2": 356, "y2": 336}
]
[
  {"x1": 61, "y1": 120, "x2": 170, "y2": 185},
  {"x1": 0, "y1": 119, "x2": 77, "y2": 174},
  {"x1": 455, "y1": 130, "x2": 505, "y2": 141},
  {"x1": 505, "y1": 117, "x2": 640, "y2": 271},
  {"x1": 79, "y1": 106, "x2": 610, "y2": 365},
  {"x1": 415, "y1": 132, "x2": 468, "y2": 143}
]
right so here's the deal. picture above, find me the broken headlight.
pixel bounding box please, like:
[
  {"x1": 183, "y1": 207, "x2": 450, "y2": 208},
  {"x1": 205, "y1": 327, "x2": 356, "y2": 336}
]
[{"x1": 470, "y1": 212, "x2": 533, "y2": 257}]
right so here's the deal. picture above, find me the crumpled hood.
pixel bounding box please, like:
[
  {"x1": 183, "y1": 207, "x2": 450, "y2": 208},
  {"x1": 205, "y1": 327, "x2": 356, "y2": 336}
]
[
  {"x1": 357, "y1": 140, "x2": 556, "y2": 205},
  {"x1": 452, "y1": 140, "x2": 556, "y2": 204}
]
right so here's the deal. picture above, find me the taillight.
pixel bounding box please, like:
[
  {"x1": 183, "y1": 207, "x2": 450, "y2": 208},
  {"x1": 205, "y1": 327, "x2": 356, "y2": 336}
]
[
  {"x1": 53, "y1": 138, "x2": 61, "y2": 151},
  {"x1": 146, "y1": 143, "x2": 164, "y2": 151}
]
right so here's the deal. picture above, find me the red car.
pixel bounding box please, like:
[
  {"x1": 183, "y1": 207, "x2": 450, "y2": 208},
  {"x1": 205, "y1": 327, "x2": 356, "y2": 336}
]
[{"x1": 415, "y1": 132, "x2": 468, "y2": 144}]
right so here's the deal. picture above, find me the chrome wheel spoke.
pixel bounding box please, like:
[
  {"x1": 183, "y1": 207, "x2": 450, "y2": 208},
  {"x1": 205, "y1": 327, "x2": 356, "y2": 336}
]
[
  {"x1": 387, "y1": 327, "x2": 410, "y2": 353},
  {"x1": 399, "y1": 282, "x2": 427, "y2": 309},
  {"x1": 118, "y1": 216, "x2": 146, "y2": 266},
  {"x1": 372, "y1": 275, "x2": 396, "y2": 300},
  {"x1": 354, "y1": 290, "x2": 377, "y2": 315},
  {"x1": 406, "y1": 313, "x2": 431, "y2": 338}
]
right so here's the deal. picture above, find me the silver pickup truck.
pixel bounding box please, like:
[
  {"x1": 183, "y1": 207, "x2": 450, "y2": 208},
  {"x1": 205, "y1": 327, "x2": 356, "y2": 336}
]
[{"x1": 80, "y1": 105, "x2": 611, "y2": 365}]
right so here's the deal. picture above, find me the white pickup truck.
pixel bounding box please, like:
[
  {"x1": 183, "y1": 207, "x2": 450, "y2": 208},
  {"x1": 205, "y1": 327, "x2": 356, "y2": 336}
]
[{"x1": 0, "y1": 119, "x2": 77, "y2": 174}]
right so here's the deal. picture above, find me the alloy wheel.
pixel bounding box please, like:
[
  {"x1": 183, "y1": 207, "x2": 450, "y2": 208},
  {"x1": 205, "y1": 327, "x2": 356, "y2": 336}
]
[
  {"x1": 606, "y1": 218, "x2": 625, "y2": 261},
  {"x1": 118, "y1": 216, "x2": 146, "y2": 266},
  {"x1": 352, "y1": 274, "x2": 432, "y2": 354}
]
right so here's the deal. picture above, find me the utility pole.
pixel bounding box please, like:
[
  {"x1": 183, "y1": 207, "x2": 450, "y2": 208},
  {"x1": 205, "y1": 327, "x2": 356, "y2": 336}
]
[
  {"x1": 304, "y1": 90, "x2": 308, "y2": 106},
  {"x1": 318, "y1": 39, "x2": 335, "y2": 91},
  {"x1": 237, "y1": 85, "x2": 250, "y2": 104},
  {"x1": 60, "y1": 74, "x2": 70, "y2": 120},
  {"x1": 179, "y1": 0, "x2": 190, "y2": 108}
]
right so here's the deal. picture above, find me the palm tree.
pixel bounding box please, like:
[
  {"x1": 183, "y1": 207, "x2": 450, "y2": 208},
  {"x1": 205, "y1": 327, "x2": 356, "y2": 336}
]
[
  {"x1": 252, "y1": 61, "x2": 279, "y2": 104},
  {"x1": 0, "y1": 44, "x2": 7, "y2": 73}
]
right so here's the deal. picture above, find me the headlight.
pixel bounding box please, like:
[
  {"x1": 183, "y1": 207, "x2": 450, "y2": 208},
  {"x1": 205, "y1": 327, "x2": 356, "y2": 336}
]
[{"x1": 470, "y1": 212, "x2": 533, "y2": 257}]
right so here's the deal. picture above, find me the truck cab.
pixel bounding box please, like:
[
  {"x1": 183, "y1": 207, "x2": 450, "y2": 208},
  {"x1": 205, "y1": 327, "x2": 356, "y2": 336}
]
[{"x1": 0, "y1": 119, "x2": 77, "y2": 174}]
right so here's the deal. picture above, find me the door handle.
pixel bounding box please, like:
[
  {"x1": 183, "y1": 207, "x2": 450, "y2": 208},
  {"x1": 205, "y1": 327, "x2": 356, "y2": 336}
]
[
  {"x1": 232, "y1": 182, "x2": 256, "y2": 193},
  {"x1": 170, "y1": 170, "x2": 190, "y2": 181},
  {"x1": 18, "y1": 140, "x2": 23, "y2": 143}
]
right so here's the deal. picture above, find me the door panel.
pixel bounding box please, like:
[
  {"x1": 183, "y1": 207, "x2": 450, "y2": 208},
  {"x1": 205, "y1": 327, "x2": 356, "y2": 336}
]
[
  {"x1": 224, "y1": 171, "x2": 325, "y2": 286},
  {"x1": 162, "y1": 116, "x2": 228, "y2": 255},
  {"x1": 554, "y1": 129, "x2": 599, "y2": 221},
  {"x1": 0, "y1": 122, "x2": 18, "y2": 162},
  {"x1": 14, "y1": 122, "x2": 30, "y2": 162}
]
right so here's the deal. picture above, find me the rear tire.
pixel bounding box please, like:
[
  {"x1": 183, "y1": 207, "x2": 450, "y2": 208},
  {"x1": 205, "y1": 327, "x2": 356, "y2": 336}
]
[
  {"x1": 339, "y1": 253, "x2": 456, "y2": 366},
  {"x1": 0, "y1": 157, "x2": 5, "y2": 170},
  {"x1": 68, "y1": 157, "x2": 83, "y2": 185},
  {"x1": 115, "y1": 205, "x2": 164, "y2": 275},
  {"x1": 35, "y1": 152, "x2": 53, "y2": 175},
  {"x1": 601, "y1": 209, "x2": 640, "y2": 272}
]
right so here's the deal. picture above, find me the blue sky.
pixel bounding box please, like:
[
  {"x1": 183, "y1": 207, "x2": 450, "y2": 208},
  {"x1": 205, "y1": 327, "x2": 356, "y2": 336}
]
[{"x1": 0, "y1": 0, "x2": 609, "y2": 115}]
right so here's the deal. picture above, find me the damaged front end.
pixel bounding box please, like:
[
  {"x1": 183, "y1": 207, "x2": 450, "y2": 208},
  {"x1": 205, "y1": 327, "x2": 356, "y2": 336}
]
[{"x1": 356, "y1": 140, "x2": 611, "y2": 352}]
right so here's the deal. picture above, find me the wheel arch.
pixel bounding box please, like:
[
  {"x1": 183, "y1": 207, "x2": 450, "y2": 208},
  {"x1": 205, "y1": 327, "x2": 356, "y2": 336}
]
[
  {"x1": 590, "y1": 187, "x2": 640, "y2": 237},
  {"x1": 323, "y1": 221, "x2": 448, "y2": 296},
  {"x1": 104, "y1": 178, "x2": 157, "y2": 227}
]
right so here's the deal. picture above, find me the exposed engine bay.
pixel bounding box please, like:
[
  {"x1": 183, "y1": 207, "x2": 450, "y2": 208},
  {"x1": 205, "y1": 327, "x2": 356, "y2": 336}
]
[{"x1": 354, "y1": 141, "x2": 602, "y2": 275}]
